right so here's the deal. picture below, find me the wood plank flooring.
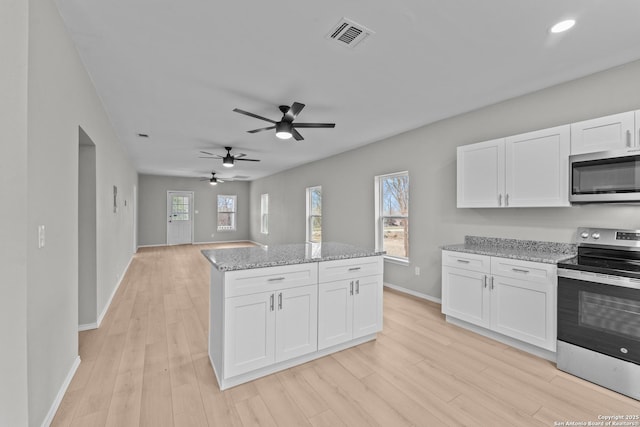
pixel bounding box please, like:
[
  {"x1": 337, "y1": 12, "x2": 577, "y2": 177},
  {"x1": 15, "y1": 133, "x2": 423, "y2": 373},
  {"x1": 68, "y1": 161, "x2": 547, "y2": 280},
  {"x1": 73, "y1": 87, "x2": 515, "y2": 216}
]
[{"x1": 52, "y1": 243, "x2": 640, "y2": 426}]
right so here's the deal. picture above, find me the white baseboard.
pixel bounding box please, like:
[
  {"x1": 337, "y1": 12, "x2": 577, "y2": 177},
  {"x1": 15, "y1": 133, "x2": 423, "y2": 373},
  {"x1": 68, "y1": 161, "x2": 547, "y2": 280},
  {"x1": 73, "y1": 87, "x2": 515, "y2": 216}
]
[
  {"x1": 384, "y1": 282, "x2": 442, "y2": 304},
  {"x1": 41, "y1": 356, "x2": 81, "y2": 427},
  {"x1": 96, "y1": 256, "x2": 133, "y2": 328},
  {"x1": 78, "y1": 323, "x2": 97, "y2": 332}
]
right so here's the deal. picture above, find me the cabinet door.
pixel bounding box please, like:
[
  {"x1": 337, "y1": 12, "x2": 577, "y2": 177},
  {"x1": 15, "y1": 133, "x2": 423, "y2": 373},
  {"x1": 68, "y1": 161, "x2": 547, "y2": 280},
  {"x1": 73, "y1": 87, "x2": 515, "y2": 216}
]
[
  {"x1": 353, "y1": 275, "x2": 382, "y2": 339},
  {"x1": 570, "y1": 111, "x2": 635, "y2": 155},
  {"x1": 318, "y1": 281, "x2": 353, "y2": 350},
  {"x1": 457, "y1": 138, "x2": 505, "y2": 207},
  {"x1": 224, "y1": 292, "x2": 276, "y2": 377},
  {"x1": 275, "y1": 285, "x2": 318, "y2": 362},
  {"x1": 441, "y1": 266, "x2": 490, "y2": 328},
  {"x1": 505, "y1": 125, "x2": 570, "y2": 207},
  {"x1": 490, "y1": 275, "x2": 555, "y2": 351}
]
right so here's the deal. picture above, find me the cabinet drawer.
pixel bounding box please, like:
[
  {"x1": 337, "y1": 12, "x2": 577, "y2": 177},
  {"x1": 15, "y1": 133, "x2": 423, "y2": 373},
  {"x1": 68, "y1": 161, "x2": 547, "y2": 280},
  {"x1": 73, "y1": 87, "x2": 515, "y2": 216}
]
[
  {"x1": 490, "y1": 257, "x2": 555, "y2": 284},
  {"x1": 442, "y1": 250, "x2": 491, "y2": 273},
  {"x1": 225, "y1": 263, "x2": 318, "y2": 297},
  {"x1": 318, "y1": 256, "x2": 383, "y2": 283}
]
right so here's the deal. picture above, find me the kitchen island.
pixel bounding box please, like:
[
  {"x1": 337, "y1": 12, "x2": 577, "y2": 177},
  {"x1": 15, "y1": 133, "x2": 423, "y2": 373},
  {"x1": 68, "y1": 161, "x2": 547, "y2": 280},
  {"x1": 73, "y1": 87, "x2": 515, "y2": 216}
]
[{"x1": 202, "y1": 242, "x2": 384, "y2": 390}]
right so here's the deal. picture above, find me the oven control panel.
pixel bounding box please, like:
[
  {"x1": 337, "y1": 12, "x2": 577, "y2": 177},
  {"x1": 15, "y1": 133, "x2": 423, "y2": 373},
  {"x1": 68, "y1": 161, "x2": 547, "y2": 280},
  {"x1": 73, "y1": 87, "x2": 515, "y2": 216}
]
[{"x1": 578, "y1": 227, "x2": 640, "y2": 248}]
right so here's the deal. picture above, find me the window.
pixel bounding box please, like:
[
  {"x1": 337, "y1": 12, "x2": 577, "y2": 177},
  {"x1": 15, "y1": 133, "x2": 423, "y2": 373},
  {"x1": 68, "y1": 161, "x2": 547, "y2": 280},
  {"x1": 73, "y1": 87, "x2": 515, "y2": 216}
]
[
  {"x1": 171, "y1": 195, "x2": 190, "y2": 221},
  {"x1": 375, "y1": 172, "x2": 409, "y2": 261},
  {"x1": 306, "y1": 186, "x2": 321, "y2": 243},
  {"x1": 260, "y1": 193, "x2": 269, "y2": 234},
  {"x1": 217, "y1": 195, "x2": 237, "y2": 231}
]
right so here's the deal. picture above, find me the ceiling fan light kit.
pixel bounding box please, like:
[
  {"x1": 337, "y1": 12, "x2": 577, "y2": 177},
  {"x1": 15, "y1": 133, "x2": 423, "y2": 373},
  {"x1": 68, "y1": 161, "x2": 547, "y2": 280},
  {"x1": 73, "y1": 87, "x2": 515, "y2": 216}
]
[
  {"x1": 199, "y1": 147, "x2": 260, "y2": 167},
  {"x1": 275, "y1": 121, "x2": 293, "y2": 139}
]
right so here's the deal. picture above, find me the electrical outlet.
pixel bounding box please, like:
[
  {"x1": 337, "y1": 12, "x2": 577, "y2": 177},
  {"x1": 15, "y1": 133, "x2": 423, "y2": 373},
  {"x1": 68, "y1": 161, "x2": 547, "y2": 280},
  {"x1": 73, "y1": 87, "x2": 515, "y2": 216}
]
[{"x1": 415, "y1": 266, "x2": 420, "y2": 276}]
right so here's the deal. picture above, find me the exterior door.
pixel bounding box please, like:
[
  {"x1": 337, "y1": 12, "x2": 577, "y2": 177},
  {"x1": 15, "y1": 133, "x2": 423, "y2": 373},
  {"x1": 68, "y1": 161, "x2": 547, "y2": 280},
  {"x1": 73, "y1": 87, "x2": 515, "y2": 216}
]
[{"x1": 167, "y1": 191, "x2": 193, "y2": 245}]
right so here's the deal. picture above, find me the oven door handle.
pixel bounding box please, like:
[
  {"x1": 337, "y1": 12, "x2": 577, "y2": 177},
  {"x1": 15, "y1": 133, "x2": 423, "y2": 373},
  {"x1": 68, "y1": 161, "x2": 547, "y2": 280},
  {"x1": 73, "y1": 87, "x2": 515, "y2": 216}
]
[{"x1": 558, "y1": 268, "x2": 640, "y2": 290}]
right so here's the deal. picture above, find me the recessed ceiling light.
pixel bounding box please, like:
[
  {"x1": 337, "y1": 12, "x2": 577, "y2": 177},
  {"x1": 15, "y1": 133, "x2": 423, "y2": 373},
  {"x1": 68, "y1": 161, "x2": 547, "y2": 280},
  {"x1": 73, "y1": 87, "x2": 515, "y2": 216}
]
[{"x1": 550, "y1": 19, "x2": 575, "y2": 34}]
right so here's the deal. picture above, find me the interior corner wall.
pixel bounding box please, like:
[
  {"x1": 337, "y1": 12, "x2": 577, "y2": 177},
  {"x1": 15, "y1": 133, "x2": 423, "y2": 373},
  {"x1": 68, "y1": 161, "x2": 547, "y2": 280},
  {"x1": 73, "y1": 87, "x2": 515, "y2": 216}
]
[
  {"x1": 137, "y1": 174, "x2": 251, "y2": 247},
  {"x1": 249, "y1": 59, "x2": 640, "y2": 300},
  {"x1": 0, "y1": 0, "x2": 30, "y2": 425},
  {"x1": 26, "y1": 0, "x2": 138, "y2": 425}
]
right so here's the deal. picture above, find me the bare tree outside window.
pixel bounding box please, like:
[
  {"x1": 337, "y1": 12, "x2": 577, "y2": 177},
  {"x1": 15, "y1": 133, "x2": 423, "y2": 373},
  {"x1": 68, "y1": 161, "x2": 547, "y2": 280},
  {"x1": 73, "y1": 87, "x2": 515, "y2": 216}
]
[
  {"x1": 377, "y1": 173, "x2": 409, "y2": 260},
  {"x1": 307, "y1": 186, "x2": 322, "y2": 243}
]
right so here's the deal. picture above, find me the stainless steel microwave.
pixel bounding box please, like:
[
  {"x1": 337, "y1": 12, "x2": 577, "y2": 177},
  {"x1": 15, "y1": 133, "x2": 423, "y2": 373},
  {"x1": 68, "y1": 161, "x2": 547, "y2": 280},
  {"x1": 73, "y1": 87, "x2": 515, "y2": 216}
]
[{"x1": 570, "y1": 149, "x2": 640, "y2": 203}]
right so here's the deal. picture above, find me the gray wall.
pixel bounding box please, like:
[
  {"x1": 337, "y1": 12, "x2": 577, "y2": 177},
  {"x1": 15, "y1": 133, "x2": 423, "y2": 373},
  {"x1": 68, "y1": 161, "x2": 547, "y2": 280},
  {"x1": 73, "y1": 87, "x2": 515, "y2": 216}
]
[
  {"x1": 250, "y1": 59, "x2": 640, "y2": 299},
  {"x1": 78, "y1": 136, "x2": 97, "y2": 326},
  {"x1": 0, "y1": 0, "x2": 29, "y2": 425},
  {"x1": 1, "y1": 0, "x2": 140, "y2": 425},
  {"x1": 138, "y1": 174, "x2": 251, "y2": 246}
]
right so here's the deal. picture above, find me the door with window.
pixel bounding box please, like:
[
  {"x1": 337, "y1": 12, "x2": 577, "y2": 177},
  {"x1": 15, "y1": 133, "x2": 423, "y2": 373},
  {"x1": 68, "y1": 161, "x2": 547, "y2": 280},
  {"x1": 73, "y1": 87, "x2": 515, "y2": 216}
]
[{"x1": 167, "y1": 191, "x2": 193, "y2": 245}]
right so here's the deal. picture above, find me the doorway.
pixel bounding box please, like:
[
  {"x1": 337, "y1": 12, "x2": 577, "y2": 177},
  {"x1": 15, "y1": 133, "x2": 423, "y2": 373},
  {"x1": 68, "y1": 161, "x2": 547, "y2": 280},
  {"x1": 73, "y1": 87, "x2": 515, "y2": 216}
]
[
  {"x1": 78, "y1": 127, "x2": 97, "y2": 329},
  {"x1": 166, "y1": 191, "x2": 194, "y2": 245}
]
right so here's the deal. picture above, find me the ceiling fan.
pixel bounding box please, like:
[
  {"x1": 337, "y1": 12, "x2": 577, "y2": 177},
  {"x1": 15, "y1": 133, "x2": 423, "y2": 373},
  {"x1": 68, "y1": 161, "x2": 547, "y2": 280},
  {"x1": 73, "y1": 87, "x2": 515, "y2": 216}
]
[
  {"x1": 199, "y1": 172, "x2": 226, "y2": 186},
  {"x1": 199, "y1": 146, "x2": 260, "y2": 168},
  {"x1": 233, "y1": 102, "x2": 335, "y2": 141}
]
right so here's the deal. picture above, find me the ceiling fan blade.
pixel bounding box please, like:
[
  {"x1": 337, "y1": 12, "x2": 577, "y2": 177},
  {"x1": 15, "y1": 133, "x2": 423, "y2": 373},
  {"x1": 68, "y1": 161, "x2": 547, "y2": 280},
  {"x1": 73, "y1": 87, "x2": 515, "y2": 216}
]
[
  {"x1": 233, "y1": 108, "x2": 277, "y2": 124},
  {"x1": 236, "y1": 158, "x2": 260, "y2": 162},
  {"x1": 292, "y1": 123, "x2": 335, "y2": 128},
  {"x1": 233, "y1": 153, "x2": 247, "y2": 158},
  {"x1": 198, "y1": 155, "x2": 223, "y2": 159},
  {"x1": 200, "y1": 150, "x2": 214, "y2": 155},
  {"x1": 292, "y1": 128, "x2": 304, "y2": 141},
  {"x1": 285, "y1": 102, "x2": 305, "y2": 121},
  {"x1": 247, "y1": 125, "x2": 276, "y2": 134}
]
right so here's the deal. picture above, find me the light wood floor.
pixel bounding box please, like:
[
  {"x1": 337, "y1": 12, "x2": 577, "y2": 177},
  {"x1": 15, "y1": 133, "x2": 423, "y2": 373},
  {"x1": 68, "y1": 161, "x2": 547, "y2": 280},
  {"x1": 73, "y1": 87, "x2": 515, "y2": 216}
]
[{"x1": 52, "y1": 243, "x2": 640, "y2": 426}]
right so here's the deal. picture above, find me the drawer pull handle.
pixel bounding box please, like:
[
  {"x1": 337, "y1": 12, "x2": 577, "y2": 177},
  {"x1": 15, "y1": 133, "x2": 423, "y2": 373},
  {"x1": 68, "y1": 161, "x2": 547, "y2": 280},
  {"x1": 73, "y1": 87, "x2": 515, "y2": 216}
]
[
  {"x1": 270, "y1": 294, "x2": 274, "y2": 311},
  {"x1": 512, "y1": 268, "x2": 530, "y2": 274},
  {"x1": 278, "y1": 292, "x2": 282, "y2": 310},
  {"x1": 457, "y1": 259, "x2": 470, "y2": 264},
  {"x1": 356, "y1": 280, "x2": 360, "y2": 294},
  {"x1": 350, "y1": 281, "x2": 354, "y2": 296},
  {"x1": 483, "y1": 275, "x2": 488, "y2": 288},
  {"x1": 348, "y1": 267, "x2": 362, "y2": 271},
  {"x1": 490, "y1": 276, "x2": 494, "y2": 290},
  {"x1": 268, "y1": 277, "x2": 286, "y2": 282}
]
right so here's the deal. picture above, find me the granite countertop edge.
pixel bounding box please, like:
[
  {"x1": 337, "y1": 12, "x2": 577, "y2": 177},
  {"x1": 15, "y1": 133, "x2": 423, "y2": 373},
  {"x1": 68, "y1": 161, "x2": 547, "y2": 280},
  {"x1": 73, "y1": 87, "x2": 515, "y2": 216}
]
[
  {"x1": 202, "y1": 243, "x2": 385, "y2": 271},
  {"x1": 441, "y1": 236, "x2": 577, "y2": 264}
]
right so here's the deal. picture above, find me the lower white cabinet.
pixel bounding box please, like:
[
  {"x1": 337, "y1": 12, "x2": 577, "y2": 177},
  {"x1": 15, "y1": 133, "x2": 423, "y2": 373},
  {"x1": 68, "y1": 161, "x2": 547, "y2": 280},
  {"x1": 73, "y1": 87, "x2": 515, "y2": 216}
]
[
  {"x1": 442, "y1": 250, "x2": 556, "y2": 351},
  {"x1": 224, "y1": 284, "x2": 317, "y2": 378}
]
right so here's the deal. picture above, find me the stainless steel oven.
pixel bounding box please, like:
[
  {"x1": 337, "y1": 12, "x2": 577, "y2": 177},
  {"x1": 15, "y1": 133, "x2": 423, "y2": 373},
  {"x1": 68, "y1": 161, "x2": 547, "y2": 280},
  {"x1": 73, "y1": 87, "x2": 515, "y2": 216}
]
[
  {"x1": 569, "y1": 149, "x2": 640, "y2": 203},
  {"x1": 557, "y1": 228, "x2": 640, "y2": 400}
]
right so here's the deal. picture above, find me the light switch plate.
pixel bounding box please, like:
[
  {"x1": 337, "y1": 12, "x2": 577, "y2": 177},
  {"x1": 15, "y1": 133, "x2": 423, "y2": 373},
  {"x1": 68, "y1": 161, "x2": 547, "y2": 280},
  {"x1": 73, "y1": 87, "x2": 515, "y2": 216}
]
[{"x1": 38, "y1": 225, "x2": 45, "y2": 248}]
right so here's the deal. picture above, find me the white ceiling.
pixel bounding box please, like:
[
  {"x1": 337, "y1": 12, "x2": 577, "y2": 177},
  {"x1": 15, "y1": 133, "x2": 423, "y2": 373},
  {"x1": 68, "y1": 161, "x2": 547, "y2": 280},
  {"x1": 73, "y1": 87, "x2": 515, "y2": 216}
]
[{"x1": 54, "y1": 0, "x2": 640, "y2": 181}]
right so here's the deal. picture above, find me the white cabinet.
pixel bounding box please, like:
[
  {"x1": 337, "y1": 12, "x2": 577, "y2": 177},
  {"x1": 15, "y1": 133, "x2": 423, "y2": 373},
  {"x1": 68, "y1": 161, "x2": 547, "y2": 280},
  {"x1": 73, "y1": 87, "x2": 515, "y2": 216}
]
[
  {"x1": 457, "y1": 138, "x2": 505, "y2": 208},
  {"x1": 224, "y1": 284, "x2": 317, "y2": 378},
  {"x1": 318, "y1": 257, "x2": 383, "y2": 350},
  {"x1": 441, "y1": 250, "x2": 556, "y2": 351},
  {"x1": 457, "y1": 125, "x2": 570, "y2": 208},
  {"x1": 570, "y1": 111, "x2": 636, "y2": 155},
  {"x1": 505, "y1": 126, "x2": 570, "y2": 207}
]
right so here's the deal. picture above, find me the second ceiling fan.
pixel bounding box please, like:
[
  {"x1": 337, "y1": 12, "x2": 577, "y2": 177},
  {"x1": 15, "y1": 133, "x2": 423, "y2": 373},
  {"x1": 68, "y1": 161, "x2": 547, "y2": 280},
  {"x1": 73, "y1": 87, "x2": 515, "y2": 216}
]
[
  {"x1": 233, "y1": 102, "x2": 335, "y2": 141},
  {"x1": 199, "y1": 146, "x2": 260, "y2": 168}
]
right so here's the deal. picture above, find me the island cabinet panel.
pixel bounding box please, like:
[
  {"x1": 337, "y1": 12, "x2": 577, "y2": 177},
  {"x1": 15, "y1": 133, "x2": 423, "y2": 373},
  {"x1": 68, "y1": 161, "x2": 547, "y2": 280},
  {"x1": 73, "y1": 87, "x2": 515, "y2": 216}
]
[
  {"x1": 318, "y1": 257, "x2": 383, "y2": 350},
  {"x1": 275, "y1": 284, "x2": 318, "y2": 362}
]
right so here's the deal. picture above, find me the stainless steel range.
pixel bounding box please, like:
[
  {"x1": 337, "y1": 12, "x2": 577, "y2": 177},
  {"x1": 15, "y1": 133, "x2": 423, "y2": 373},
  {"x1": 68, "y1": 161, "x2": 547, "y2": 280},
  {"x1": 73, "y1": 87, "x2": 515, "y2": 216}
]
[{"x1": 557, "y1": 227, "x2": 640, "y2": 400}]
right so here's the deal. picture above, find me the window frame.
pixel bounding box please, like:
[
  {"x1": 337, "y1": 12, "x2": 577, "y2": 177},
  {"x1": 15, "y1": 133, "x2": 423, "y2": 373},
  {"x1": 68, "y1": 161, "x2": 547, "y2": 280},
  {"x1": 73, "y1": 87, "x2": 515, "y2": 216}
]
[
  {"x1": 374, "y1": 171, "x2": 409, "y2": 263},
  {"x1": 217, "y1": 194, "x2": 237, "y2": 232},
  {"x1": 260, "y1": 193, "x2": 269, "y2": 235},
  {"x1": 306, "y1": 186, "x2": 322, "y2": 243}
]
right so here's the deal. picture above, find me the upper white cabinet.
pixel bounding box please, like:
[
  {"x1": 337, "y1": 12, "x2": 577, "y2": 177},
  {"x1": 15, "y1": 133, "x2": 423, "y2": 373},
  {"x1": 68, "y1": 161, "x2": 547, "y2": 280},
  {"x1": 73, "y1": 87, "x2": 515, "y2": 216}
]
[
  {"x1": 457, "y1": 138, "x2": 505, "y2": 207},
  {"x1": 457, "y1": 125, "x2": 570, "y2": 208},
  {"x1": 570, "y1": 111, "x2": 636, "y2": 154},
  {"x1": 505, "y1": 125, "x2": 570, "y2": 207}
]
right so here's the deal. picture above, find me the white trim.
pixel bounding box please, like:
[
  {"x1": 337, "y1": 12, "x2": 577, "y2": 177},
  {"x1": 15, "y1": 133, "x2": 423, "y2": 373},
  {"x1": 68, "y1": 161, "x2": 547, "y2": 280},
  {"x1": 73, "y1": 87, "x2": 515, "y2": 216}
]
[
  {"x1": 138, "y1": 240, "x2": 260, "y2": 249},
  {"x1": 383, "y1": 282, "x2": 442, "y2": 304},
  {"x1": 136, "y1": 243, "x2": 166, "y2": 249},
  {"x1": 78, "y1": 322, "x2": 98, "y2": 332},
  {"x1": 96, "y1": 255, "x2": 133, "y2": 328},
  {"x1": 40, "y1": 356, "x2": 81, "y2": 427}
]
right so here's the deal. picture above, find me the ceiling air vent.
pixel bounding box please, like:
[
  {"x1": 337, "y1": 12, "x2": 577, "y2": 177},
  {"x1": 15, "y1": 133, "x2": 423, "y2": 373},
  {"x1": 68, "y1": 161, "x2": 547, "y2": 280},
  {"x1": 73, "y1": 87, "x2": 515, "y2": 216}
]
[{"x1": 326, "y1": 18, "x2": 374, "y2": 49}]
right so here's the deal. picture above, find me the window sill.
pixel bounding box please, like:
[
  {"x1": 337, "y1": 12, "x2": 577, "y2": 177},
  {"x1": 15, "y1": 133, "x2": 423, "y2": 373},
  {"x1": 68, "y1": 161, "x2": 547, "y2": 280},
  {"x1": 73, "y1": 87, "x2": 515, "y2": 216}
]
[{"x1": 383, "y1": 255, "x2": 410, "y2": 266}]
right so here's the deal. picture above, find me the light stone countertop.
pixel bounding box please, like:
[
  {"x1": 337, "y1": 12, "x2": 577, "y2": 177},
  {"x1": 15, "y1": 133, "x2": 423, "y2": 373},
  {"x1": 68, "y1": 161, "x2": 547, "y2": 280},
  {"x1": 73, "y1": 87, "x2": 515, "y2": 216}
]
[
  {"x1": 202, "y1": 242, "x2": 384, "y2": 271},
  {"x1": 442, "y1": 236, "x2": 577, "y2": 264}
]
